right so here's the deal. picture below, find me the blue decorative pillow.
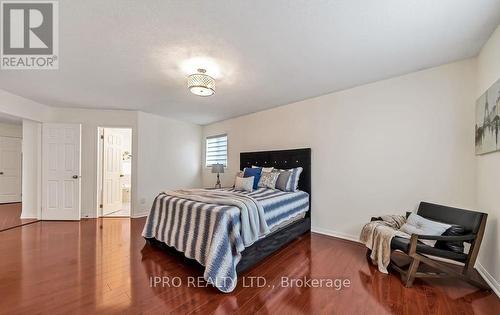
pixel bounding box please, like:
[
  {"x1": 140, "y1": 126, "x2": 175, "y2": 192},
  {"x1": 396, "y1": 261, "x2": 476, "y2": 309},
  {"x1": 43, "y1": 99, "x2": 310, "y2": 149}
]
[{"x1": 243, "y1": 167, "x2": 262, "y2": 189}]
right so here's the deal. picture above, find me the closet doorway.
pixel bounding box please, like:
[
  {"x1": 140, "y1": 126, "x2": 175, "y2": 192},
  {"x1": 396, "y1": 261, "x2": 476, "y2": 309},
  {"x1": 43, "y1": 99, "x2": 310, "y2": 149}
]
[
  {"x1": 0, "y1": 114, "x2": 38, "y2": 231},
  {"x1": 97, "y1": 127, "x2": 132, "y2": 217}
]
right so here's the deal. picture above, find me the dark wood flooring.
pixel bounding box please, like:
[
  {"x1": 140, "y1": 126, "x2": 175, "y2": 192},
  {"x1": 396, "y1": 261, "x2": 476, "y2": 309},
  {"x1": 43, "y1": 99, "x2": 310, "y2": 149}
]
[
  {"x1": 0, "y1": 203, "x2": 37, "y2": 232},
  {"x1": 0, "y1": 218, "x2": 497, "y2": 314}
]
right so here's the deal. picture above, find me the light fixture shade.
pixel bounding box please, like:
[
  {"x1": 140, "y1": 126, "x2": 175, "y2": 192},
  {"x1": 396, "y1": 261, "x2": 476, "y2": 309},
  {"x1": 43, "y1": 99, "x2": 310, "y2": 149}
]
[
  {"x1": 211, "y1": 163, "x2": 224, "y2": 173},
  {"x1": 187, "y1": 69, "x2": 215, "y2": 96}
]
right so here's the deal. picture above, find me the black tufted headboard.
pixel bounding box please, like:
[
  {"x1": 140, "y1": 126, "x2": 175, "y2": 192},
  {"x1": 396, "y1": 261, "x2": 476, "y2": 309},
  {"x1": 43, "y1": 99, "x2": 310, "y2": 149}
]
[{"x1": 240, "y1": 148, "x2": 311, "y2": 212}]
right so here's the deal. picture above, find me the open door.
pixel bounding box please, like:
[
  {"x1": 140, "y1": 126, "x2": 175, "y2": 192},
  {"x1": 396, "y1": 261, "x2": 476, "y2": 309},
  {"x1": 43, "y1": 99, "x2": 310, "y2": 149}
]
[
  {"x1": 0, "y1": 137, "x2": 22, "y2": 203},
  {"x1": 42, "y1": 123, "x2": 81, "y2": 220},
  {"x1": 102, "y1": 129, "x2": 123, "y2": 214}
]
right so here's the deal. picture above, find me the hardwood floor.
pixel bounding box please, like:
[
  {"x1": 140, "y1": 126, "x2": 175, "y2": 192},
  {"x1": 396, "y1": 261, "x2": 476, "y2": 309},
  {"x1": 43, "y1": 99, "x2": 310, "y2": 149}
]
[
  {"x1": 0, "y1": 218, "x2": 497, "y2": 314},
  {"x1": 102, "y1": 203, "x2": 131, "y2": 217},
  {"x1": 0, "y1": 203, "x2": 37, "y2": 232}
]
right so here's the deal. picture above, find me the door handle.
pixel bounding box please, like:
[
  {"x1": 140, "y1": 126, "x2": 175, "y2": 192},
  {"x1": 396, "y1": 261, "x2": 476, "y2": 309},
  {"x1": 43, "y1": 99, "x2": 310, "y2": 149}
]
[
  {"x1": 72, "y1": 175, "x2": 80, "y2": 179},
  {"x1": 0, "y1": 172, "x2": 3, "y2": 175}
]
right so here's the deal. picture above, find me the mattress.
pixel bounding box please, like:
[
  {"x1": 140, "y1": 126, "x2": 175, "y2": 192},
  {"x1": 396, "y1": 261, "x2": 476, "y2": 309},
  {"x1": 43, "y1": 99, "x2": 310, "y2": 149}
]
[
  {"x1": 269, "y1": 211, "x2": 306, "y2": 233},
  {"x1": 142, "y1": 187, "x2": 309, "y2": 293}
]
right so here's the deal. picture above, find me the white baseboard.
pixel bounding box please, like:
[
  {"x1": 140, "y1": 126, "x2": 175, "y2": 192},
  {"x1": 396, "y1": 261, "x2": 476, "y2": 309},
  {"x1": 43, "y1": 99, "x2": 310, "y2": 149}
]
[
  {"x1": 311, "y1": 226, "x2": 361, "y2": 243},
  {"x1": 83, "y1": 213, "x2": 148, "y2": 218},
  {"x1": 20, "y1": 215, "x2": 37, "y2": 219},
  {"x1": 80, "y1": 208, "x2": 149, "y2": 219},
  {"x1": 475, "y1": 262, "x2": 500, "y2": 297},
  {"x1": 131, "y1": 210, "x2": 149, "y2": 218}
]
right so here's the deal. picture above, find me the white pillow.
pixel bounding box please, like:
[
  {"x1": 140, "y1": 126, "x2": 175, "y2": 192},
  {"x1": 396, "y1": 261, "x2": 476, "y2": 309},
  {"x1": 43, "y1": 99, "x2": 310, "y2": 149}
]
[
  {"x1": 252, "y1": 166, "x2": 274, "y2": 173},
  {"x1": 285, "y1": 167, "x2": 303, "y2": 192},
  {"x1": 399, "y1": 213, "x2": 451, "y2": 247},
  {"x1": 234, "y1": 176, "x2": 254, "y2": 192}
]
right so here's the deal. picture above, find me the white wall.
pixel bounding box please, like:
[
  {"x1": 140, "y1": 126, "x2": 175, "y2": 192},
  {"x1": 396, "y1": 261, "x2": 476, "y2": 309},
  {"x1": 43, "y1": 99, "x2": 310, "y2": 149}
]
[
  {"x1": 49, "y1": 108, "x2": 139, "y2": 218},
  {"x1": 135, "y1": 111, "x2": 202, "y2": 217},
  {"x1": 203, "y1": 59, "x2": 477, "y2": 240},
  {"x1": 0, "y1": 89, "x2": 53, "y2": 121},
  {"x1": 0, "y1": 90, "x2": 50, "y2": 220},
  {"x1": 475, "y1": 25, "x2": 500, "y2": 293},
  {"x1": 21, "y1": 120, "x2": 42, "y2": 219},
  {"x1": 0, "y1": 122, "x2": 22, "y2": 138},
  {"x1": 0, "y1": 92, "x2": 202, "y2": 219}
]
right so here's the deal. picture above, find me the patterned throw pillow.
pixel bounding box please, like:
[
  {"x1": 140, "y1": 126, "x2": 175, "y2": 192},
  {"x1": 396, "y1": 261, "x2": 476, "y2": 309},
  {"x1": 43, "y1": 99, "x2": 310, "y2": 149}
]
[
  {"x1": 234, "y1": 176, "x2": 254, "y2": 192},
  {"x1": 258, "y1": 171, "x2": 279, "y2": 189},
  {"x1": 243, "y1": 167, "x2": 262, "y2": 189},
  {"x1": 253, "y1": 166, "x2": 274, "y2": 173},
  {"x1": 233, "y1": 171, "x2": 244, "y2": 188}
]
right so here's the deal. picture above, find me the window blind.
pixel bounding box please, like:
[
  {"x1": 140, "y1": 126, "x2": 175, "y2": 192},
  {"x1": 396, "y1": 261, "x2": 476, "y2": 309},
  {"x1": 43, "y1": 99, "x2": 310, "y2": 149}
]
[{"x1": 205, "y1": 134, "x2": 227, "y2": 167}]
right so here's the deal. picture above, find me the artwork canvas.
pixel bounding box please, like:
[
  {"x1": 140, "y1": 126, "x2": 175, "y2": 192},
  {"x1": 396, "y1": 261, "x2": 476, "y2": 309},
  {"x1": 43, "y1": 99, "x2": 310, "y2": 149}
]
[{"x1": 475, "y1": 78, "x2": 500, "y2": 155}]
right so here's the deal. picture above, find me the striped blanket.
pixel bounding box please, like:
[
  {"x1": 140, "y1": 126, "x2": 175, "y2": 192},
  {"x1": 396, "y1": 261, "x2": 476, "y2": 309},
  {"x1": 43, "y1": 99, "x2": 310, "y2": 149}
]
[
  {"x1": 142, "y1": 187, "x2": 309, "y2": 292},
  {"x1": 164, "y1": 189, "x2": 270, "y2": 246},
  {"x1": 222, "y1": 187, "x2": 310, "y2": 227}
]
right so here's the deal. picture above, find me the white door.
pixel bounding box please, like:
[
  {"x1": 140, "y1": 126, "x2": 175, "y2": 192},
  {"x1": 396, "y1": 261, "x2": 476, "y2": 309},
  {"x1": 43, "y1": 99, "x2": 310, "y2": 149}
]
[
  {"x1": 42, "y1": 124, "x2": 81, "y2": 220},
  {"x1": 102, "y1": 129, "x2": 123, "y2": 214},
  {"x1": 0, "y1": 137, "x2": 22, "y2": 203}
]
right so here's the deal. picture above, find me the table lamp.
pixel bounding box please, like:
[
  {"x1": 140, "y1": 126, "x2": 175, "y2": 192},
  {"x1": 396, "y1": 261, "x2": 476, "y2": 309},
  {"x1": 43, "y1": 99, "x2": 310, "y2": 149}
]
[{"x1": 211, "y1": 163, "x2": 224, "y2": 189}]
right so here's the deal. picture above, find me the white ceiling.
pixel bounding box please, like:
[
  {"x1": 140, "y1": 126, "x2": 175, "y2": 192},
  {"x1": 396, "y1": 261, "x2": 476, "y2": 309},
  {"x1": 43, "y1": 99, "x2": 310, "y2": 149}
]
[{"x1": 1, "y1": 0, "x2": 499, "y2": 125}]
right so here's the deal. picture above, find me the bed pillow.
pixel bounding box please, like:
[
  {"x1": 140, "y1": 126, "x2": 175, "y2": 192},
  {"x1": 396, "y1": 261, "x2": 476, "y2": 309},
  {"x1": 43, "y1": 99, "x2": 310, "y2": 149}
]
[
  {"x1": 232, "y1": 171, "x2": 244, "y2": 188},
  {"x1": 399, "y1": 213, "x2": 451, "y2": 247},
  {"x1": 234, "y1": 176, "x2": 254, "y2": 192},
  {"x1": 275, "y1": 170, "x2": 291, "y2": 191},
  {"x1": 253, "y1": 166, "x2": 274, "y2": 173},
  {"x1": 285, "y1": 167, "x2": 303, "y2": 192},
  {"x1": 243, "y1": 167, "x2": 262, "y2": 189},
  {"x1": 258, "y1": 171, "x2": 279, "y2": 189}
]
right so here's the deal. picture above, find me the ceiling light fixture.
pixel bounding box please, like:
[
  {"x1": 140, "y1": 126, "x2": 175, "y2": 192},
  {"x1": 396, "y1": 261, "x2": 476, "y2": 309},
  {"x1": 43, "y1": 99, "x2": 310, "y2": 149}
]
[{"x1": 187, "y1": 68, "x2": 215, "y2": 97}]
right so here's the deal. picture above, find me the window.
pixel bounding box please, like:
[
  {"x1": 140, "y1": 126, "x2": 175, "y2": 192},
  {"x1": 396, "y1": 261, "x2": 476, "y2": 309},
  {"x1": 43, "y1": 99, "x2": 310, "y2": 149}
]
[{"x1": 205, "y1": 134, "x2": 228, "y2": 167}]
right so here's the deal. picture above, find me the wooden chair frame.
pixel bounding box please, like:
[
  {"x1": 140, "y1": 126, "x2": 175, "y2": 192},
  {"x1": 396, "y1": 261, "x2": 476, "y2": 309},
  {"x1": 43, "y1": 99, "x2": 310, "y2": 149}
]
[{"x1": 389, "y1": 215, "x2": 488, "y2": 289}]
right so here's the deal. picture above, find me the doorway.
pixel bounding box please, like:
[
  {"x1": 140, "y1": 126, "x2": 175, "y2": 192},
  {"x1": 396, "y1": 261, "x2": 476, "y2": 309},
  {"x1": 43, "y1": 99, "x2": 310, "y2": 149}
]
[
  {"x1": 97, "y1": 127, "x2": 132, "y2": 217},
  {"x1": 0, "y1": 114, "x2": 38, "y2": 231}
]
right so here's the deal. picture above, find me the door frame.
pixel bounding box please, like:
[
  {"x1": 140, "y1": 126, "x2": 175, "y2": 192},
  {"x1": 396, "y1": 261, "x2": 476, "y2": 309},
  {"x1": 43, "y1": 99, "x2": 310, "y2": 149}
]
[
  {"x1": 19, "y1": 119, "x2": 43, "y2": 220},
  {"x1": 96, "y1": 126, "x2": 133, "y2": 218},
  {"x1": 0, "y1": 135, "x2": 23, "y2": 204}
]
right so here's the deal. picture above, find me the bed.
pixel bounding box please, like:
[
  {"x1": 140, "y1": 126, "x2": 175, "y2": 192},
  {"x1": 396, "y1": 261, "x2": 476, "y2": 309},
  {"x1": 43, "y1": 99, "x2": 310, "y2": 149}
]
[{"x1": 143, "y1": 148, "x2": 311, "y2": 292}]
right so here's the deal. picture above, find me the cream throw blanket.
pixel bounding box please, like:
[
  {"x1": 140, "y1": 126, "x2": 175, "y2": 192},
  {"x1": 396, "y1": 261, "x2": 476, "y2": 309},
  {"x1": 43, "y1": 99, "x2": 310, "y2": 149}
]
[{"x1": 360, "y1": 215, "x2": 409, "y2": 274}]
